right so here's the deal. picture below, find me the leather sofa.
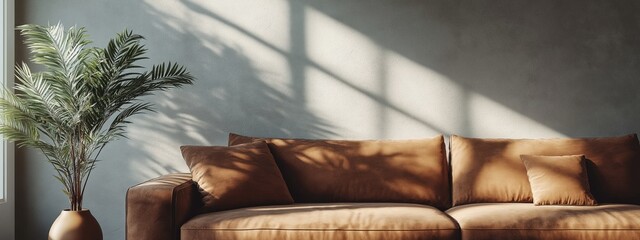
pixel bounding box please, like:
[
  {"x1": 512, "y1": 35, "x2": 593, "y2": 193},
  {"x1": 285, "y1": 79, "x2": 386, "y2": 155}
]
[{"x1": 127, "y1": 133, "x2": 640, "y2": 239}]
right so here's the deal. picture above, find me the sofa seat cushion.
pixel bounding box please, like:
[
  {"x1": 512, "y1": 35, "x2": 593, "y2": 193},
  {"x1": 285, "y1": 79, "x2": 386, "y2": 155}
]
[
  {"x1": 446, "y1": 203, "x2": 640, "y2": 240},
  {"x1": 181, "y1": 203, "x2": 459, "y2": 240}
]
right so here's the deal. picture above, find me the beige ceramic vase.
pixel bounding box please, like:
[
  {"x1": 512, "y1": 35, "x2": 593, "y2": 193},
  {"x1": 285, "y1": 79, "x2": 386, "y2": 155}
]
[{"x1": 48, "y1": 209, "x2": 103, "y2": 240}]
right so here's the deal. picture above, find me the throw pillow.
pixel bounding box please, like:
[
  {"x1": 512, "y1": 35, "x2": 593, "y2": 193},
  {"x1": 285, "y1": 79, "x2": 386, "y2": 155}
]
[
  {"x1": 180, "y1": 141, "x2": 293, "y2": 212},
  {"x1": 521, "y1": 154, "x2": 597, "y2": 206}
]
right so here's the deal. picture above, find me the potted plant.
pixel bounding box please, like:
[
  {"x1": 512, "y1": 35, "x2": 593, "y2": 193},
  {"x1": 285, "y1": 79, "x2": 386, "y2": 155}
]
[{"x1": 0, "y1": 23, "x2": 194, "y2": 240}]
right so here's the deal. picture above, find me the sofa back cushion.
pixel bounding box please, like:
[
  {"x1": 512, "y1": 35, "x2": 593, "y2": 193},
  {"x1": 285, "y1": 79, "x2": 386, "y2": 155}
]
[
  {"x1": 229, "y1": 133, "x2": 451, "y2": 209},
  {"x1": 450, "y1": 134, "x2": 640, "y2": 206}
]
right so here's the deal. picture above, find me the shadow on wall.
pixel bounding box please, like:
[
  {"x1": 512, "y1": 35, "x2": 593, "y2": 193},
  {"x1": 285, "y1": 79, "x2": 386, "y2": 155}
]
[
  {"x1": 124, "y1": 0, "x2": 338, "y2": 178},
  {"x1": 171, "y1": 0, "x2": 457, "y2": 138},
  {"x1": 148, "y1": 0, "x2": 640, "y2": 140},
  {"x1": 303, "y1": 0, "x2": 640, "y2": 137}
]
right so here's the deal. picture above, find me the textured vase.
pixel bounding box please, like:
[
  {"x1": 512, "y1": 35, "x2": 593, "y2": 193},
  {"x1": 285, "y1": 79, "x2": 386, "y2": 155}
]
[{"x1": 49, "y1": 209, "x2": 103, "y2": 240}]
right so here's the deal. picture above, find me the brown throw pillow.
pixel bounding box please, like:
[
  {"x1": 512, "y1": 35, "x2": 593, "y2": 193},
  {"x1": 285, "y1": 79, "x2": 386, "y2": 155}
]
[
  {"x1": 228, "y1": 133, "x2": 451, "y2": 209},
  {"x1": 180, "y1": 141, "x2": 293, "y2": 212},
  {"x1": 521, "y1": 155, "x2": 597, "y2": 206}
]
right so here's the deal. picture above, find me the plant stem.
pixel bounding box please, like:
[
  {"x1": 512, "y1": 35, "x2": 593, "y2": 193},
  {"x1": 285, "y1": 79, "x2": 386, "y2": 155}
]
[
  {"x1": 69, "y1": 135, "x2": 77, "y2": 211},
  {"x1": 80, "y1": 142, "x2": 106, "y2": 198}
]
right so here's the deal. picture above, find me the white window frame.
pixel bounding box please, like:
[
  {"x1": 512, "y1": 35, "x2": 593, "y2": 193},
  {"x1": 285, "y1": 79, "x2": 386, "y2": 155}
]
[
  {"x1": 0, "y1": 0, "x2": 14, "y2": 205},
  {"x1": 0, "y1": 0, "x2": 15, "y2": 238}
]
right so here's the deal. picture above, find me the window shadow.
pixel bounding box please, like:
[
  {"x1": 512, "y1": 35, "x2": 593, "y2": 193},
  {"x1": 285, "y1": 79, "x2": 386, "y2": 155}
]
[{"x1": 302, "y1": 0, "x2": 640, "y2": 137}]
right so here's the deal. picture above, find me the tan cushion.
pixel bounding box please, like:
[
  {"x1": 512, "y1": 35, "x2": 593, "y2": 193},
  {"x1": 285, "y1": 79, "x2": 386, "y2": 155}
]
[
  {"x1": 181, "y1": 203, "x2": 459, "y2": 240},
  {"x1": 446, "y1": 203, "x2": 640, "y2": 240},
  {"x1": 180, "y1": 142, "x2": 293, "y2": 212},
  {"x1": 450, "y1": 134, "x2": 640, "y2": 206},
  {"x1": 521, "y1": 155, "x2": 597, "y2": 206},
  {"x1": 229, "y1": 133, "x2": 451, "y2": 209}
]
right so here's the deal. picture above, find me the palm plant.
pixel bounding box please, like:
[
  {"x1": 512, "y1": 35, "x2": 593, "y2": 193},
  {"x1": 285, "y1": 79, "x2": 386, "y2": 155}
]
[{"x1": 0, "y1": 23, "x2": 194, "y2": 211}]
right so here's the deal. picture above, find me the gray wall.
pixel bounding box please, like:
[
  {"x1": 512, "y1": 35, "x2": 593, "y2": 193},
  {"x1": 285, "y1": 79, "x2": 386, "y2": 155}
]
[{"x1": 16, "y1": 0, "x2": 640, "y2": 239}]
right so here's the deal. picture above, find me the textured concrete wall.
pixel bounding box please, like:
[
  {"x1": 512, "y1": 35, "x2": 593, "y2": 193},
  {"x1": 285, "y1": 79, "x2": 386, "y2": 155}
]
[{"x1": 16, "y1": 0, "x2": 640, "y2": 239}]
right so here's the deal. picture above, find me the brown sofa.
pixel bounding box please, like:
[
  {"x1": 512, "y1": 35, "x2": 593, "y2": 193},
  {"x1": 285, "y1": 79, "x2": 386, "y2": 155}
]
[{"x1": 127, "y1": 133, "x2": 640, "y2": 240}]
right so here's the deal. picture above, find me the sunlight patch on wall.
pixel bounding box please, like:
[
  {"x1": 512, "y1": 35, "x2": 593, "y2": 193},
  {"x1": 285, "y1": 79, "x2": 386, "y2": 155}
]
[
  {"x1": 468, "y1": 93, "x2": 566, "y2": 138},
  {"x1": 179, "y1": 0, "x2": 291, "y2": 51},
  {"x1": 384, "y1": 51, "x2": 464, "y2": 137},
  {"x1": 143, "y1": 0, "x2": 295, "y2": 97},
  {"x1": 125, "y1": 112, "x2": 196, "y2": 178},
  {"x1": 144, "y1": 0, "x2": 291, "y2": 51},
  {"x1": 303, "y1": 7, "x2": 454, "y2": 138},
  {"x1": 306, "y1": 7, "x2": 381, "y2": 94},
  {"x1": 305, "y1": 66, "x2": 379, "y2": 138}
]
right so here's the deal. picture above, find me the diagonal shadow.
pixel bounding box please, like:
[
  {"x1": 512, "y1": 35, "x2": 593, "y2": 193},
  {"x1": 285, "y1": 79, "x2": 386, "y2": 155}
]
[
  {"x1": 302, "y1": 0, "x2": 640, "y2": 137},
  {"x1": 179, "y1": 0, "x2": 451, "y2": 136}
]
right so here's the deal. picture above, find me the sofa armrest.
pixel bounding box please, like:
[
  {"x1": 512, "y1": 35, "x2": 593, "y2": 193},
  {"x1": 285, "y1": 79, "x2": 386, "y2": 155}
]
[{"x1": 126, "y1": 173, "x2": 202, "y2": 240}]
